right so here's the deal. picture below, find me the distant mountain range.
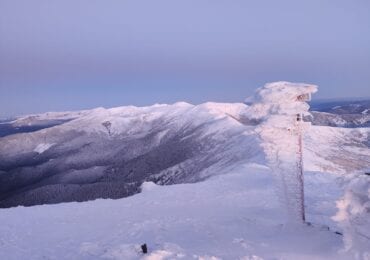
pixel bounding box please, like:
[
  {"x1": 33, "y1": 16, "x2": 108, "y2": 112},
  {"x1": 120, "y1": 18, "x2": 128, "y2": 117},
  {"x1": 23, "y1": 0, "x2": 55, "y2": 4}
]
[
  {"x1": 311, "y1": 98, "x2": 370, "y2": 114},
  {"x1": 308, "y1": 99, "x2": 370, "y2": 127},
  {"x1": 0, "y1": 99, "x2": 369, "y2": 208}
]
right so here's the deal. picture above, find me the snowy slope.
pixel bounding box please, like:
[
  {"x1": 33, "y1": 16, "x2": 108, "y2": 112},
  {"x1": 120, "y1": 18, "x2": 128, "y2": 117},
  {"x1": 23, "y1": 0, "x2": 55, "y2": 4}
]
[
  {"x1": 305, "y1": 126, "x2": 370, "y2": 173},
  {"x1": 0, "y1": 164, "x2": 350, "y2": 260},
  {"x1": 0, "y1": 102, "x2": 263, "y2": 207}
]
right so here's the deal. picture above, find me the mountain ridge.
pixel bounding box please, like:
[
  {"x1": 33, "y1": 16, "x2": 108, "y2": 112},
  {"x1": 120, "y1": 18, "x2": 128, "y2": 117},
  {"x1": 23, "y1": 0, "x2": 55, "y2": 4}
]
[{"x1": 0, "y1": 100, "x2": 369, "y2": 208}]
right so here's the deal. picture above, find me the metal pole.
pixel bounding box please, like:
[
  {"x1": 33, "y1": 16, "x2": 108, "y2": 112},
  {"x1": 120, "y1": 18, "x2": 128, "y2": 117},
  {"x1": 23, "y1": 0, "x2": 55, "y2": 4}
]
[{"x1": 296, "y1": 113, "x2": 306, "y2": 222}]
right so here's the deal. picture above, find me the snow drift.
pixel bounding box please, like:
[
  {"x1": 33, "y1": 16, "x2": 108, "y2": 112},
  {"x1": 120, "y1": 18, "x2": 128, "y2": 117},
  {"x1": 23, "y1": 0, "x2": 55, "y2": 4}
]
[{"x1": 333, "y1": 173, "x2": 370, "y2": 258}]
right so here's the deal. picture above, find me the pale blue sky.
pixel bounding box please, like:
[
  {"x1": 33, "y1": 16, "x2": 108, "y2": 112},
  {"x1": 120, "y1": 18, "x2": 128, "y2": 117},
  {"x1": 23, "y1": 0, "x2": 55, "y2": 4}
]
[{"x1": 0, "y1": 0, "x2": 369, "y2": 116}]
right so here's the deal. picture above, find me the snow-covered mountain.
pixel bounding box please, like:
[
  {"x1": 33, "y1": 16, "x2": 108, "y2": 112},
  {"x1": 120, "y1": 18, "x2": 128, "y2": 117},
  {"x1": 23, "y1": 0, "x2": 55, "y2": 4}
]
[
  {"x1": 311, "y1": 99, "x2": 370, "y2": 115},
  {"x1": 0, "y1": 102, "x2": 263, "y2": 207},
  {"x1": 1, "y1": 82, "x2": 370, "y2": 259},
  {"x1": 0, "y1": 89, "x2": 369, "y2": 208},
  {"x1": 308, "y1": 99, "x2": 370, "y2": 127}
]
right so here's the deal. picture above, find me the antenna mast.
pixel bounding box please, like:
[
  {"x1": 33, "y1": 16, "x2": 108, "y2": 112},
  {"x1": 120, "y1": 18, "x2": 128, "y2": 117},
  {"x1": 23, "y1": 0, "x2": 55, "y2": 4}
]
[
  {"x1": 296, "y1": 113, "x2": 305, "y2": 222},
  {"x1": 254, "y1": 82, "x2": 317, "y2": 224},
  {"x1": 295, "y1": 93, "x2": 311, "y2": 223}
]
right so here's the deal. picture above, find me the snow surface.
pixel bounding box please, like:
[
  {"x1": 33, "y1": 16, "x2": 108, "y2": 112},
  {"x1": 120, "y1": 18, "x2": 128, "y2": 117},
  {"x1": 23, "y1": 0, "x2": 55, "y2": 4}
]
[
  {"x1": 0, "y1": 164, "x2": 351, "y2": 260},
  {"x1": 34, "y1": 143, "x2": 55, "y2": 154}
]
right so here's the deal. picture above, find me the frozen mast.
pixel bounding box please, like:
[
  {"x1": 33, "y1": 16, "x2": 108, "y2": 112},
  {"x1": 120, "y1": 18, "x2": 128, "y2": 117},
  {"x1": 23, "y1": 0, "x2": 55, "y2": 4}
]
[{"x1": 246, "y1": 82, "x2": 317, "y2": 223}]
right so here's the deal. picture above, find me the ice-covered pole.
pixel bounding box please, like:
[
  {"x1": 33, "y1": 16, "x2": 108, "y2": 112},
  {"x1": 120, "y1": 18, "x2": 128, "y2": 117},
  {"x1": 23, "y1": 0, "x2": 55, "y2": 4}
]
[
  {"x1": 245, "y1": 82, "x2": 317, "y2": 223},
  {"x1": 296, "y1": 110, "x2": 306, "y2": 221}
]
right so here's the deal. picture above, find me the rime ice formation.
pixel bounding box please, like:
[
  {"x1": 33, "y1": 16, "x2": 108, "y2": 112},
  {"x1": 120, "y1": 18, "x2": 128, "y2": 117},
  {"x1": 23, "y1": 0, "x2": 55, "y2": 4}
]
[
  {"x1": 333, "y1": 173, "x2": 370, "y2": 258},
  {"x1": 246, "y1": 82, "x2": 318, "y2": 223},
  {"x1": 245, "y1": 81, "x2": 317, "y2": 120}
]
